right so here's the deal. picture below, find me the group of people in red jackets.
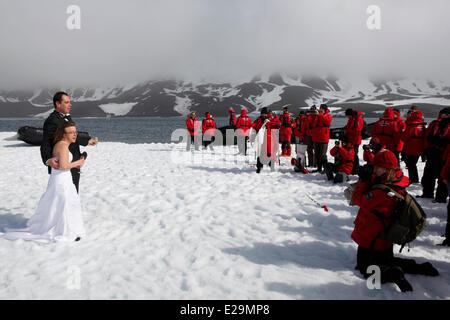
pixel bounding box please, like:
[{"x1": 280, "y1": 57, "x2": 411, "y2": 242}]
[
  {"x1": 187, "y1": 104, "x2": 449, "y2": 291},
  {"x1": 185, "y1": 111, "x2": 217, "y2": 151}
]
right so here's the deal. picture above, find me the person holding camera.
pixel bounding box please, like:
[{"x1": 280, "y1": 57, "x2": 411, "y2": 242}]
[
  {"x1": 312, "y1": 104, "x2": 332, "y2": 173},
  {"x1": 305, "y1": 106, "x2": 317, "y2": 168},
  {"x1": 292, "y1": 110, "x2": 309, "y2": 173},
  {"x1": 362, "y1": 137, "x2": 385, "y2": 165},
  {"x1": 344, "y1": 108, "x2": 364, "y2": 175},
  {"x1": 351, "y1": 149, "x2": 439, "y2": 292},
  {"x1": 324, "y1": 136, "x2": 354, "y2": 183}
]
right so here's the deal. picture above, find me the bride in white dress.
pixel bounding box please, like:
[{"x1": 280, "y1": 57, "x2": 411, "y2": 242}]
[{"x1": 2, "y1": 122, "x2": 86, "y2": 243}]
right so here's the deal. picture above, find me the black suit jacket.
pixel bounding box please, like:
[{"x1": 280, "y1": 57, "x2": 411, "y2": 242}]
[{"x1": 40, "y1": 111, "x2": 91, "y2": 174}]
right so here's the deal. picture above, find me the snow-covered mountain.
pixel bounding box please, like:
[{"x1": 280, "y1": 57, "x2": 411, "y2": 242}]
[{"x1": 1, "y1": 74, "x2": 449, "y2": 118}]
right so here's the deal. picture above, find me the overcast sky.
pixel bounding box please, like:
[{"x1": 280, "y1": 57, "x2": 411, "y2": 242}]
[{"x1": 1, "y1": 0, "x2": 450, "y2": 89}]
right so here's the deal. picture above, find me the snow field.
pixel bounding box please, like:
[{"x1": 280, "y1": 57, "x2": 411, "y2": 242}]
[{"x1": 0, "y1": 132, "x2": 449, "y2": 299}]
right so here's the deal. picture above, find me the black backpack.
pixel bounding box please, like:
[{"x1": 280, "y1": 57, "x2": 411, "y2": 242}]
[
  {"x1": 370, "y1": 184, "x2": 427, "y2": 252},
  {"x1": 361, "y1": 120, "x2": 370, "y2": 140}
]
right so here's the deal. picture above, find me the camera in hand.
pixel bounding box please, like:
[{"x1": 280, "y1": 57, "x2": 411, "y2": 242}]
[
  {"x1": 358, "y1": 164, "x2": 374, "y2": 182},
  {"x1": 81, "y1": 151, "x2": 87, "y2": 159},
  {"x1": 362, "y1": 144, "x2": 370, "y2": 151},
  {"x1": 335, "y1": 141, "x2": 340, "y2": 146}
]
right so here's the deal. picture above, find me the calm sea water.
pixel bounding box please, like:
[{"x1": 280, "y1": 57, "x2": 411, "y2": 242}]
[{"x1": 0, "y1": 117, "x2": 384, "y2": 144}]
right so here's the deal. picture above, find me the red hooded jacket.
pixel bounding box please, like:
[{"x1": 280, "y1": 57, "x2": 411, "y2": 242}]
[
  {"x1": 401, "y1": 110, "x2": 426, "y2": 156},
  {"x1": 280, "y1": 112, "x2": 295, "y2": 141},
  {"x1": 440, "y1": 144, "x2": 450, "y2": 182},
  {"x1": 229, "y1": 109, "x2": 236, "y2": 126},
  {"x1": 236, "y1": 109, "x2": 253, "y2": 136},
  {"x1": 371, "y1": 108, "x2": 401, "y2": 152},
  {"x1": 351, "y1": 169, "x2": 410, "y2": 251},
  {"x1": 344, "y1": 111, "x2": 364, "y2": 146},
  {"x1": 186, "y1": 117, "x2": 201, "y2": 136},
  {"x1": 330, "y1": 144, "x2": 355, "y2": 175},
  {"x1": 202, "y1": 113, "x2": 216, "y2": 135},
  {"x1": 293, "y1": 114, "x2": 307, "y2": 142},
  {"x1": 312, "y1": 109, "x2": 332, "y2": 143}
]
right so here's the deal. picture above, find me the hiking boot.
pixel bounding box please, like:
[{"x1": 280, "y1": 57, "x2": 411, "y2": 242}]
[
  {"x1": 256, "y1": 167, "x2": 261, "y2": 173},
  {"x1": 416, "y1": 194, "x2": 433, "y2": 199},
  {"x1": 438, "y1": 238, "x2": 450, "y2": 246},
  {"x1": 417, "y1": 262, "x2": 439, "y2": 276},
  {"x1": 384, "y1": 266, "x2": 413, "y2": 292}
]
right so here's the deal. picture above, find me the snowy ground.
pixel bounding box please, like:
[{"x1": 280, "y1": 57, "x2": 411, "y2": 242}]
[{"x1": 0, "y1": 131, "x2": 449, "y2": 299}]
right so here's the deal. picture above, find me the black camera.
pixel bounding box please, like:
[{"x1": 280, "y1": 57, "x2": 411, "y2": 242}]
[
  {"x1": 362, "y1": 144, "x2": 370, "y2": 151},
  {"x1": 335, "y1": 141, "x2": 340, "y2": 146},
  {"x1": 358, "y1": 164, "x2": 374, "y2": 182}
]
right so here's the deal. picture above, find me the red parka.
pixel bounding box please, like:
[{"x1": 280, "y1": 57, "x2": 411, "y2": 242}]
[
  {"x1": 229, "y1": 109, "x2": 236, "y2": 126},
  {"x1": 423, "y1": 119, "x2": 440, "y2": 151},
  {"x1": 344, "y1": 111, "x2": 364, "y2": 146},
  {"x1": 236, "y1": 109, "x2": 253, "y2": 136},
  {"x1": 351, "y1": 169, "x2": 410, "y2": 251},
  {"x1": 280, "y1": 112, "x2": 295, "y2": 141},
  {"x1": 371, "y1": 108, "x2": 400, "y2": 152},
  {"x1": 202, "y1": 113, "x2": 216, "y2": 135},
  {"x1": 312, "y1": 109, "x2": 332, "y2": 143},
  {"x1": 293, "y1": 114, "x2": 307, "y2": 142},
  {"x1": 330, "y1": 144, "x2": 355, "y2": 175},
  {"x1": 305, "y1": 113, "x2": 316, "y2": 137},
  {"x1": 401, "y1": 110, "x2": 426, "y2": 156},
  {"x1": 186, "y1": 117, "x2": 201, "y2": 136},
  {"x1": 393, "y1": 110, "x2": 406, "y2": 152},
  {"x1": 440, "y1": 144, "x2": 450, "y2": 182}
]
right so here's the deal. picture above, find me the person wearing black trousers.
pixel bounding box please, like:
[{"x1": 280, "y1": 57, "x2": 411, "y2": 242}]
[{"x1": 40, "y1": 92, "x2": 95, "y2": 193}]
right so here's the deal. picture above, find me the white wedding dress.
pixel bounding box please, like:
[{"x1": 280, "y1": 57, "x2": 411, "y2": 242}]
[{"x1": 2, "y1": 153, "x2": 85, "y2": 243}]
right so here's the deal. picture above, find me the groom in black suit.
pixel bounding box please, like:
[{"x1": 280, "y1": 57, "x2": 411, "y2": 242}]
[{"x1": 40, "y1": 91, "x2": 95, "y2": 193}]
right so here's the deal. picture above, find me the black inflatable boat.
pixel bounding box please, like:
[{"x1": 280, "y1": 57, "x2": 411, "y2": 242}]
[{"x1": 17, "y1": 126, "x2": 91, "y2": 146}]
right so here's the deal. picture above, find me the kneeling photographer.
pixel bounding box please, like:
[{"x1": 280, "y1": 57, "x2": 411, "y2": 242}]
[
  {"x1": 362, "y1": 137, "x2": 385, "y2": 165},
  {"x1": 324, "y1": 136, "x2": 355, "y2": 183}
]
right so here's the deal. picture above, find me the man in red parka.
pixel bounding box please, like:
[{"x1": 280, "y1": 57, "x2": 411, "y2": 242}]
[
  {"x1": 186, "y1": 111, "x2": 201, "y2": 151},
  {"x1": 305, "y1": 106, "x2": 317, "y2": 168},
  {"x1": 312, "y1": 104, "x2": 332, "y2": 173},
  {"x1": 324, "y1": 136, "x2": 354, "y2": 183},
  {"x1": 292, "y1": 110, "x2": 308, "y2": 173},
  {"x1": 371, "y1": 108, "x2": 401, "y2": 154},
  {"x1": 229, "y1": 108, "x2": 237, "y2": 128},
  {"x1": 344, "y1": 108, "x2": 364, "y2": 175},
  {"x1": 202, "y1": 112, "x2": 216, "y2": 151},
  {"x1": 236, "y1": 109, "x2": 253, "y2": 155},
  {"x1": 392, "y1": 108, "x2": 406, "y2": 162},
  {"x1": 419, "y1": 108, "x2": 450, "y2": 202},
  {"x1": 401, "y1": 110, "x2": 426, "y2": 183},
  {"x1": 352, "y1": 150, "x2": 439, "y2": 292},
  {"x1": 280, "y1": 107, "x2": 295, "y2": 157},
  {"x1": 439, "y1": 144, "x2": 450, "y2": 246}
]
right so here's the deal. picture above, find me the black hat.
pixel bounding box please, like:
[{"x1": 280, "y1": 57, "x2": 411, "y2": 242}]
[
  {"x1": 309, "y1": 105, "x2": 317, "y2": 111},
  {"x1": 339, "y1": 135, "x2": 349, "y2": 144},
  {"x1": 299, "y1": 110, "x2": 305, "y2": 116},
  {"x1": 345, "y1": 108, "x2": 354, "y2": 116},
  {"x1": 320, "y1": 104, "x2": 328, "y2": 111},
  {"x1": 260, "y1": 107, "x2": 268, "y2": 114},
  {"x1": 440, "y1": 107, "x2": 450, "y2": 116}
]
